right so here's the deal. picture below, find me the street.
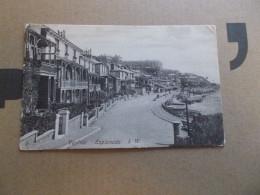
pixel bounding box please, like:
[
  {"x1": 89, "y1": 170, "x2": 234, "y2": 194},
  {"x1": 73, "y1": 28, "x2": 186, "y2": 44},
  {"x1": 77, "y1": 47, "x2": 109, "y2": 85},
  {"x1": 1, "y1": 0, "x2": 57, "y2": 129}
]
[{"x1": 71, "y1": 93, "x2": 176, "y2": 148}]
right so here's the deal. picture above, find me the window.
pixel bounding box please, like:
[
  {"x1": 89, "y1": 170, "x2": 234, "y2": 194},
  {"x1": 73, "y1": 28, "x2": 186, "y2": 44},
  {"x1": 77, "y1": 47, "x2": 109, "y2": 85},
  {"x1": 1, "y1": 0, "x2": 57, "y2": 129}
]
[
  {"x1": 73, "y1": 49, "x2": 77, "y2": 61},
  {"x1": 40, "y1": 29, "x2": 47, "y2": 37},
  {"x1": 29, "y1": 35, "x2": 35, "y2": 45},
  {"x1": 55, "y1": 38, "x2": 59, "y2": 51},
  {"x1": 65, "y1": 44, "x2": 68, "y2": 56}
]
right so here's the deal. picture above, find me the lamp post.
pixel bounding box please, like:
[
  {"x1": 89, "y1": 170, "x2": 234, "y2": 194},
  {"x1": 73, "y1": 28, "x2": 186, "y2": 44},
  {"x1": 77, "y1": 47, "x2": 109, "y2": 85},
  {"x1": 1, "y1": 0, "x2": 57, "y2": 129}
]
[
  {"x1": 185, "y1": 97, "x2": 190, "y2": 136},
  {"x1": 173, "y1": 122, "x2": 180, "y2": 145}
]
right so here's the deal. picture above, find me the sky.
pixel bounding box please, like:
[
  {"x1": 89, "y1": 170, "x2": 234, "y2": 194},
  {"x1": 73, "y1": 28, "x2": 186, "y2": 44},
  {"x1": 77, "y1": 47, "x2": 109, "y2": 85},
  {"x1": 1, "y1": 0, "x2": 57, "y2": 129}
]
[{"x1": 47, "y1": 24, "x2": 221, "y2": 83}]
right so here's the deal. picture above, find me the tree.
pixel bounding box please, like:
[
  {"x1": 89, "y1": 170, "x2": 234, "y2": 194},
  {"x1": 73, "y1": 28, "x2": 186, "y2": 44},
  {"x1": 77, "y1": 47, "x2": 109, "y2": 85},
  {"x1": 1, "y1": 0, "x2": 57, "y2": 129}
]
[{"x1": 21, "y1": 58, "x2": 41, "y2": 115}]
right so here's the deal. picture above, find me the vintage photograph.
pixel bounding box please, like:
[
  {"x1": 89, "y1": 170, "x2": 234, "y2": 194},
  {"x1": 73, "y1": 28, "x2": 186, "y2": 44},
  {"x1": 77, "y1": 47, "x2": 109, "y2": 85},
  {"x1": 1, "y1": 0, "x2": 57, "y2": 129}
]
[{"x1": 20, "y1": 24, "x2": 224, "y2": 150}]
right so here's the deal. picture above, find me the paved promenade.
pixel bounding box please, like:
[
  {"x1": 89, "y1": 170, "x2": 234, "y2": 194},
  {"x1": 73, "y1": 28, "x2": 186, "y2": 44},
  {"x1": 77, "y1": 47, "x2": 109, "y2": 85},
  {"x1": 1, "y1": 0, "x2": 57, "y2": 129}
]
[
  {"x1": 30, "y1": 92, "x2": 189, "y2": 149},
  {"x1": 70, "y1": 93, "x2": 176, "y2": 149},
  {"x1": 151, "y1": 94, "x2": 181, "y2": 123}
]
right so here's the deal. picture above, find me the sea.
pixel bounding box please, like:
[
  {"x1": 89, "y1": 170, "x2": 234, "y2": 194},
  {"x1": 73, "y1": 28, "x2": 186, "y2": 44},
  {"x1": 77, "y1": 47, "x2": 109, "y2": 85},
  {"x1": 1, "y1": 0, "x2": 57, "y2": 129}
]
[{"x1": 188, "y1": 90, "x2": 223, "y2": 115}]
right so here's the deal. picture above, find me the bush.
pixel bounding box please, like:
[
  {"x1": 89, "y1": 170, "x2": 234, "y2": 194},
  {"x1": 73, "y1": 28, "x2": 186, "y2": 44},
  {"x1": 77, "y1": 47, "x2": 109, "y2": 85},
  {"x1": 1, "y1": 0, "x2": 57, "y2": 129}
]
[
  {"x1": 190, "y1": 113, "x2": 224, "y2": 146},
  {"x1": 50, "y1": 103, "x2": 89, "y2": 119},
  {"x1": 21, "y1": 103, "x2": 91, "y2": 136},
  {"x1": 21, "y1": 110, "x2": 56, "y2": 136},
  {"x1": 21, "y1": 62, "x2": 40, "y2": 114}
]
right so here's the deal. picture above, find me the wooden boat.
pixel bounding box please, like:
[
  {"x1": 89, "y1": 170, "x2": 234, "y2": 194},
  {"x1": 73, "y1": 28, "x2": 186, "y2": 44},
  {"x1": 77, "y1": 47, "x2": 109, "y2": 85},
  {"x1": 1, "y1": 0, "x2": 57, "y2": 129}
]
[
  {"x1": 187, "y1": 94, "x2": 202, "y2": 103},
  {"x1": 177, "y1": 86, "x2": 203, "y2": 104}
]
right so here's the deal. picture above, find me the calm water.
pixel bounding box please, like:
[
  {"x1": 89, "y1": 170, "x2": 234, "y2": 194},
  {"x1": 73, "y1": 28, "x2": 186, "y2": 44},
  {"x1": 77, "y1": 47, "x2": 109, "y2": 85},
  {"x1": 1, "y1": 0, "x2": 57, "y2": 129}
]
[{"x1": 188, "y1": 90, "x2": 223, "y2": 115}]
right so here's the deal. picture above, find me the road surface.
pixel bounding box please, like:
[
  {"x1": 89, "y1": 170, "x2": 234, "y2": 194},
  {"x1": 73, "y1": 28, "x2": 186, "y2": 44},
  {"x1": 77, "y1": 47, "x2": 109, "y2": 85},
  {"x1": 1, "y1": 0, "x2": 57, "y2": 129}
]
[{"x1": 71, "y1": 93, "x2": 177, "y2": 149}]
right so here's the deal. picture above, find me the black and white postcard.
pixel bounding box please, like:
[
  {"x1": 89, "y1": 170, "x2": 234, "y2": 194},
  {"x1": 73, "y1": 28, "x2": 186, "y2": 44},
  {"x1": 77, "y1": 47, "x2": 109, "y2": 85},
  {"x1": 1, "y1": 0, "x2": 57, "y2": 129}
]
[{"x1": 20, "y1": 24, "x2": 224, "y2": 150}]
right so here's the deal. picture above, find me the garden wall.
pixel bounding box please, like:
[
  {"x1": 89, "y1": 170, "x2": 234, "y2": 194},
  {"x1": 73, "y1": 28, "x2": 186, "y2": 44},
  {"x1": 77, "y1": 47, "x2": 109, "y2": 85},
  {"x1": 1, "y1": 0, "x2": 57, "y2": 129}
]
[{"x1": 68, "y1": 115, "x2": 81, "y2": 132}]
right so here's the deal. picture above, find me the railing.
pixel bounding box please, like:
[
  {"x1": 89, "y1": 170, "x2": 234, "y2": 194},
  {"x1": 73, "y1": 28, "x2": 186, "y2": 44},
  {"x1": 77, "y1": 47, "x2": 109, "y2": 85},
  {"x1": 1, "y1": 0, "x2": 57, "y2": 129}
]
[
  {"x1": 89, "y1": 84, "x2": 101, "y2": 91},
  {"x1": 108, "y1": 83, "x2": 113, "y2": 88},
  {"x1": 95, "y1": 84, "x2": 101, "y2": 91},
  {"x1": 89, "y1": 84, "x2": 94, "y2": 91},
  {"x1": 38, "y1": 53, "x2": 56, "y2": 62},
  {"x1": 36, "y1": 61, "x2": 56, "y2": 75},
  {"x1": 121, "y1": 77, "x2": 134, "y2": 81},
  {"x1": 126, "y1": 76, "x2": 134, "y2": 80},
  {"x1": 61, "y1": 80, "x2": 88, "y2": 88}
]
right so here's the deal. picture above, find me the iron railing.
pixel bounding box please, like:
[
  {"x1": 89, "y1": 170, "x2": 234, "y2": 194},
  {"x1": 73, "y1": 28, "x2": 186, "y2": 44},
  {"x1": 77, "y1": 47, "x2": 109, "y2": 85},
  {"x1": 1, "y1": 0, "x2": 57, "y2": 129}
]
[{"x1": 61, "y1": 80, "x2": 88, "y2": 88}]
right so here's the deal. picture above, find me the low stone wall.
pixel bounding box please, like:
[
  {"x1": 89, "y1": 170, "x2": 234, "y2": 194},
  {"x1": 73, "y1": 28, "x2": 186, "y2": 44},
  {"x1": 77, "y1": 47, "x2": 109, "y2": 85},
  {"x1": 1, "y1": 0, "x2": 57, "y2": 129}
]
[
  {"x1": 88, "y1": 115, "x2": 97, "y2": 125},
  {"x1": 20, "y1": 129, "x2": 55, "y2": 149},
  {"x1": 99, "y1": 105, "x2": 105, "y2": 116},
  {"x1": 20, "y1": 97, "x2": 120, "y2": 147},
  {"x1": 68, "y1": 115, "x2": 81, "y2": 132},
  {"x1": 106, "y1": 100, "x2": 114, "y2": 111},
  {"x1": 36, "y1": 129, "x2": 55, "y2": 144},
  {"x1": 162, "y1": 102, "x2": 185, "y2": 117},
  {"x1": 20, "y1": 130, "x2": 38, "y2": 149}
]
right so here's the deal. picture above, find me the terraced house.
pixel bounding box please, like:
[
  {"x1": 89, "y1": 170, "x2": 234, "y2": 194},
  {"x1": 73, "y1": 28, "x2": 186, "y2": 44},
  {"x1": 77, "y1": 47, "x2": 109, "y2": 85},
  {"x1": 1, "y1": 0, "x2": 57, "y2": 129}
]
[
  {"x1": 24, "y1": 25, "x2": 104, "y2": 110},
  {"x1": 84, "y1": 53, "x2": 102, "y2": 106},
  {"x1": 44, "y1": 27, "x2": 89, "y2": 104},
  {"x1": 24, "y1": 25, "x2": 58, "y2": 110},
  {"x1": 24, "y1": 25, "x2": 141, "y2": 111},
  {"x1": 96, "y1": 55, "x2": 115, "y2": 97},
  {"x1": 109, "y1": 57, "x2": 136, "y2": 94}
]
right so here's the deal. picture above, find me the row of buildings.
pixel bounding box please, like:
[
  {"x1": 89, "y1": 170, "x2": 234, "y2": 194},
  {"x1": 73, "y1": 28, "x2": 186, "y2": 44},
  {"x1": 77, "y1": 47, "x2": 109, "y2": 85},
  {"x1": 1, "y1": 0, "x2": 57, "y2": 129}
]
[
  {"x1": 24, "y1": 24, "x2": 214, "y2": 112},
  {"x1": 24, "y1": 25, "x2": 153, "y2": 111}
]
